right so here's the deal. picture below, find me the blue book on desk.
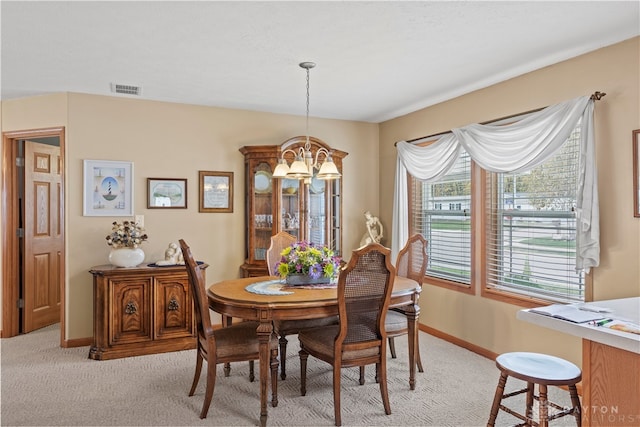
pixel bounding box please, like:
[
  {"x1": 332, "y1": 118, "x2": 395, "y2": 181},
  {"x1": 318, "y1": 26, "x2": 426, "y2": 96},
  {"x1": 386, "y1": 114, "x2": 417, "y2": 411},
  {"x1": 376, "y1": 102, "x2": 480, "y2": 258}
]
[{"x1": 530, "y1": 304, "x2": 606, "y2": 323}]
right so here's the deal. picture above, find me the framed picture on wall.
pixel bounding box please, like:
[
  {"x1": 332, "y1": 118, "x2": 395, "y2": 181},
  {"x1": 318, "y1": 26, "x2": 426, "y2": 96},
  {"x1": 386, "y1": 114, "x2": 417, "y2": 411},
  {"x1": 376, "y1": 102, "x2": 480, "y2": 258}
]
[
  {"x1": 147, "y1": 178, "x2": 187, "y2": 209},
  {"x1": 83, "y1": 160, "x2": 134, "y2": 216},
  {"x1": 199, "y1": 171, "x2": 233, "y2": 213},
  {"x1": 633, "y1": 129, "x2": 640, "y2": 218}
]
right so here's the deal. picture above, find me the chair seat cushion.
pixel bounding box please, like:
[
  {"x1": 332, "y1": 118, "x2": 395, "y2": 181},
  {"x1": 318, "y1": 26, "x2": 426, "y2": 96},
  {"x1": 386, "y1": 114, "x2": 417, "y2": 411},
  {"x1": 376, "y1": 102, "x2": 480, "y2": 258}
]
[
  {"x1": 274, "y1": 316, "x2": 339, "y2": 335},
  {"x1": 299, "y1": 325, "x2": 380, "y2": 361},
  {"x1": 211, "y1": 321, "x2": 278, "y2": 359},
  {"x1": 385, "y1": 310, "x2": 408, "y2": 333}
]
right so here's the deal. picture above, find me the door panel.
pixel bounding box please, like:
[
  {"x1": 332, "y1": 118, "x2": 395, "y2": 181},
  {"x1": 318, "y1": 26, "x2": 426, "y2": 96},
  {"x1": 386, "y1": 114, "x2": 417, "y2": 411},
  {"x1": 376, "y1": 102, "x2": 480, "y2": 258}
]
[{"x1": 23, "y1": 140, "x2": 62, "y2": 332}]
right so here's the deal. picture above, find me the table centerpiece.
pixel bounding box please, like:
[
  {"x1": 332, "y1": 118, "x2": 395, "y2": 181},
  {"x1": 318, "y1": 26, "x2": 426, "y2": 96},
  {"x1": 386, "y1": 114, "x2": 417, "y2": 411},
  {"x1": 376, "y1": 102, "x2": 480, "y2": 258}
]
[{"x1": 275, "y1": 241, "x2": 341, "y2": 285}]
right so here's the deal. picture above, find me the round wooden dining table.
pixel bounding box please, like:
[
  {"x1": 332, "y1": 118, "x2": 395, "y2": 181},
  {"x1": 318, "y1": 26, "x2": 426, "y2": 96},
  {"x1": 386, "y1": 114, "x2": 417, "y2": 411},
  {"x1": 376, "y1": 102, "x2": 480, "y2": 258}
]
[{"x1": 207, "y1": 275, "x2": 421, "y2": 427}]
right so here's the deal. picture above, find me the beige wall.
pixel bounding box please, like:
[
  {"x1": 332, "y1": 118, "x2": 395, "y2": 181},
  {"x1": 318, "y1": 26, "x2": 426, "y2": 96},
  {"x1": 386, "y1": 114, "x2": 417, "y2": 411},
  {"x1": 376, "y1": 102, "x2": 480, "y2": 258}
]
[
  {"x1": 379, "y1": 37, "x2": 640, "y2": 365},
  {"x1": 1, "y1": 93, "x2": 378, "y2": 339}
]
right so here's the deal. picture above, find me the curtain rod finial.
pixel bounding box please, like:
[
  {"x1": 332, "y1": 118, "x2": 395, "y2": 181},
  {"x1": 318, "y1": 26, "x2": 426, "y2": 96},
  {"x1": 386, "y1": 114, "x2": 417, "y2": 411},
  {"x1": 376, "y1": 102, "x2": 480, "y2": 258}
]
[{"x1": 591, "y1": 91, "x2": 606, "y2": 100}]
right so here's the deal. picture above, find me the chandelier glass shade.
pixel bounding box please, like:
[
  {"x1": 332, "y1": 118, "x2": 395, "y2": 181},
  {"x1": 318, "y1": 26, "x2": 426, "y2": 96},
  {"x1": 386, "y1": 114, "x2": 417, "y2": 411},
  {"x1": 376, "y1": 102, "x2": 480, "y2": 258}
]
[
  {"x1": 272, "y1": 62, "x2": 341, "y2": 181},
  {"x1": 272, "y1": 146, "x2": 341, "y2": 180}
]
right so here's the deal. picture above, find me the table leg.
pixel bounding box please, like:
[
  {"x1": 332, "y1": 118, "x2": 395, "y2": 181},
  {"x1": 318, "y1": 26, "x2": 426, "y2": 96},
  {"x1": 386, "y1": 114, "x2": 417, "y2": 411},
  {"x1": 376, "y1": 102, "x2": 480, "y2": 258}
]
[
  {"x1": 405, "y1": 304, "x2": 419, "y2": 390},
  {"x1": 222, "y1": 315, "x2": 232, "y2": 376},
  {"x1": 257, "y1": 318, "x2": 273, "y2": 427}
]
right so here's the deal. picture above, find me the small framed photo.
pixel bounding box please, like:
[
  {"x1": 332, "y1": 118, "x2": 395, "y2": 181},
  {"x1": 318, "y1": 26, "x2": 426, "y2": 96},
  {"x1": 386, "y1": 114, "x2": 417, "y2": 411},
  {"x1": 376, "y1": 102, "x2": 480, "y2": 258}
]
[
  {"x1": 147, "y1": 178, "x2": 187, "y2": 209},
  {"x1": 633, "y1": 129, "x2": 640, "y2": 218},
  {"x1": 199, "y1": 171, "x2": 233, "y2": 213},
  {"x1": 83, "y1": 159, "x2": 134, "y2": 216}
]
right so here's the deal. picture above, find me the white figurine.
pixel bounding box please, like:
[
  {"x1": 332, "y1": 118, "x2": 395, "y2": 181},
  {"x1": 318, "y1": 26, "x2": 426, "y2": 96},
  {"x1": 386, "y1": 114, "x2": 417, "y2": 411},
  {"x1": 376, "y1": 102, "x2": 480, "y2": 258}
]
[
  {"x1": 359, "y1": 211, "x2": 384, "y2": 247},
  {"x1": 156, "y1": 242, "x2": 184, "y2": 265}
]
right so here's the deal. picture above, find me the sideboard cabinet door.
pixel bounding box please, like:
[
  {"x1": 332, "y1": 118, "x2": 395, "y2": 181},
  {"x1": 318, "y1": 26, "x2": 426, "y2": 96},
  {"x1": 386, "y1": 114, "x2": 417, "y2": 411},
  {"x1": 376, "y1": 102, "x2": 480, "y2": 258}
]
[
  {"x1": 155, "y1": 273, "x2": 194, "y2": 340},
  {"x1": 110, "y1": 277, "x2": 153, "y2": 345}
]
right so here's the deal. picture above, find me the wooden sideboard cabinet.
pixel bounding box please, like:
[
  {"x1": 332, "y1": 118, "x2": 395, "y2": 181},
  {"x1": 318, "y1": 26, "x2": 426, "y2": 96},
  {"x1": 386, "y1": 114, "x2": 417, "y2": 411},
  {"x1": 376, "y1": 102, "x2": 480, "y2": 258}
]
[{"x1": 89, "y1": 263, "x2": 205, "y2": 360}]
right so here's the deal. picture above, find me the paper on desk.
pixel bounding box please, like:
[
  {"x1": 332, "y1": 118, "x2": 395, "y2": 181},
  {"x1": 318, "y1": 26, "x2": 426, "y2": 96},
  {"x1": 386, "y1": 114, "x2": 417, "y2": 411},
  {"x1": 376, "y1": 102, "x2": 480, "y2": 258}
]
[
  {"x1": 603, "y1": 320, "x2": 640, "y2": 335},
  {"x1": 530, "y1": 304, "x2": 606, "y2": 323}
]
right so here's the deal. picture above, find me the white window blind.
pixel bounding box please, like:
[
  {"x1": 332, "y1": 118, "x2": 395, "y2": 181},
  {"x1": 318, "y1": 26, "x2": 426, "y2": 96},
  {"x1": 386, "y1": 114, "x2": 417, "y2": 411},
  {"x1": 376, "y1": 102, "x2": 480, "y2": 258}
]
[
  {"x1": 410, "y1": 150, "x2": 471, "y2": 285},
  {"x1": 485, "y1": 126, "x2": 585, "y2": 302}
]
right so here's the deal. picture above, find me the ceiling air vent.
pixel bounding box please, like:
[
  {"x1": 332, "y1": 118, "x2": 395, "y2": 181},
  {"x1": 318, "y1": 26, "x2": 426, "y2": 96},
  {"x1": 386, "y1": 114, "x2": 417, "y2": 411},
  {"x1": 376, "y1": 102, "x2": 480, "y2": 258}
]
[{"x1": 110, "y1": 83, "x2": 142, "y2": 96}]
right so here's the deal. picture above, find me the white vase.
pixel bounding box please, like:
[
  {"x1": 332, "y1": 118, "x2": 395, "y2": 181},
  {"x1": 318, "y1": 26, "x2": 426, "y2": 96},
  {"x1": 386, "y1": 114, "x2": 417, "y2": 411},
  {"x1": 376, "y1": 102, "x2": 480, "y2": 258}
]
[{"x1": 109, "y1": 248, "x2": 145, "y2": 268}]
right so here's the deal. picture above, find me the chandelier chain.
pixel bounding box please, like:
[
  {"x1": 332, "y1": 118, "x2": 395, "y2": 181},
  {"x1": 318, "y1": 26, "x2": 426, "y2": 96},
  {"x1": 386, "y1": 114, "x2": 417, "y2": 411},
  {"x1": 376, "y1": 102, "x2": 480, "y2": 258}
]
[{"x1": 305, "y1": 66, "x2": 311, "y2": 150}]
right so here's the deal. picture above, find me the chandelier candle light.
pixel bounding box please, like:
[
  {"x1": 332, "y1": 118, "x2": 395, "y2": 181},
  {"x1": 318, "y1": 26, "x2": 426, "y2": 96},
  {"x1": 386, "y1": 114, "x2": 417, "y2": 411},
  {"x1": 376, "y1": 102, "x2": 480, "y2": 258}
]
[{"x1": 272, "y1": 62, "x2": 342, "y2": 181}]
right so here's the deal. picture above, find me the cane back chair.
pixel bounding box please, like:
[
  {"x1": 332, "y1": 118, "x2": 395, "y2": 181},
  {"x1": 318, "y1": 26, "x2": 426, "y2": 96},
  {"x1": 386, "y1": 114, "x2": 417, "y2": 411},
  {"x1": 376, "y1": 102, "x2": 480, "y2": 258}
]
[
  {"x1": 298, "y1": 243, "x2": 395, "y2": 426},
  {"x1": 385, "y1": 233, "x2": 427, "y2": 372},
  {"x1": 267, "y1": 231, "x2": 339, "y2": 380}
]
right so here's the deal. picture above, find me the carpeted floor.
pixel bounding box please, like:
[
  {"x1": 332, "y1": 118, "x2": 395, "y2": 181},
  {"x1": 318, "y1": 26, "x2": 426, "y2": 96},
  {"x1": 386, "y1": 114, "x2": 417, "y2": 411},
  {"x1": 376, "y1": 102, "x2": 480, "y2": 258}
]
[{"x1": 0, "y1": 324, "x2": 579, "y2": 426}]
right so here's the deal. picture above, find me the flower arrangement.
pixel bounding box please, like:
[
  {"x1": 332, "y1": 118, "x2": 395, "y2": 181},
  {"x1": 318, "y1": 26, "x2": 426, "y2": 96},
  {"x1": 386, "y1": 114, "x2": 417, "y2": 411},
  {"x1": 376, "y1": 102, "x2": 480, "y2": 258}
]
[
  {"x1": 275, "y1": 241, "x2": 341, "y2": 281},
  {"x1": 105, "y1": 220, "x2": 148, "y2": 249}
]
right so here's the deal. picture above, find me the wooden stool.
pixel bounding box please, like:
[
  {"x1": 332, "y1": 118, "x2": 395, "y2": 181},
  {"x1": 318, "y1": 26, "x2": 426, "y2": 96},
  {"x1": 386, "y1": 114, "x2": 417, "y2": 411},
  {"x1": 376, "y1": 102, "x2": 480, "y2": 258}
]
[{"x1": 487, "y1": 352, "x2": 582, "y2": 427}]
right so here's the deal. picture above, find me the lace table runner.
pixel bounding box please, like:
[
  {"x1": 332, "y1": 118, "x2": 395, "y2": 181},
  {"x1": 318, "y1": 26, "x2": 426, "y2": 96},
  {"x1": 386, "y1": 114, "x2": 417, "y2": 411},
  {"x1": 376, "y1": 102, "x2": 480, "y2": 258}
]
[
  {"x1": 245, "y1": 279, "x2": 338, "y2": 295},
  {"x1": 245, "y1": 279, "x2": 293, "y2": 295}
]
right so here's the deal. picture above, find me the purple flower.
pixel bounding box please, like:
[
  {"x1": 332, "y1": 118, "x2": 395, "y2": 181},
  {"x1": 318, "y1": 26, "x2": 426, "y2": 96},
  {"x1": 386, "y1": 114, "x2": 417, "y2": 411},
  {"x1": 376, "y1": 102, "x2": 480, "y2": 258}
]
[{"x1": 309, "y1": 263, "x2": 322, "y2": 279}]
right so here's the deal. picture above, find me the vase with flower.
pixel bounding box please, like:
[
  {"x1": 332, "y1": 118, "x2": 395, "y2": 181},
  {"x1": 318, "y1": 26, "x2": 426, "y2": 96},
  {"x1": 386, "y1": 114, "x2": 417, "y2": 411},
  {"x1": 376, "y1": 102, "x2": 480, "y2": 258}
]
[
  {"x1": 106, "y1": 220, "x2": 148, "y2": 267},
  {"x1": 275, "y1": 241, "x2": 341, "y2": 285}
]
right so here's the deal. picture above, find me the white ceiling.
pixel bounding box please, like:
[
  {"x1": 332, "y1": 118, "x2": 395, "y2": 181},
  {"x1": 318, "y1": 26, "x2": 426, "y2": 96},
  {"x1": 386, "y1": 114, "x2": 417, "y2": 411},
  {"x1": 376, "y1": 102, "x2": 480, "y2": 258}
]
[{"x1": 2, "y1": 1, "x2": 639, "y2": 123}]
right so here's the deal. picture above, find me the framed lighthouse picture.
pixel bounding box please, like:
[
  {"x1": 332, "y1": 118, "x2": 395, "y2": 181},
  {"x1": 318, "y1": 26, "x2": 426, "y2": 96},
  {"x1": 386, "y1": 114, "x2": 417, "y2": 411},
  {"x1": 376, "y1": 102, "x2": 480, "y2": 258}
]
[{"x1": 83, "y1": 159, "x2": 134, "y2": 216}]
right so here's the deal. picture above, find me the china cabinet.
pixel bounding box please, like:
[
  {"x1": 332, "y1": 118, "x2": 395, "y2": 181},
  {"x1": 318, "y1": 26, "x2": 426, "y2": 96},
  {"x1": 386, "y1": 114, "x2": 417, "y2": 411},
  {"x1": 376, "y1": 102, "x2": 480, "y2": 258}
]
[
  {"x1": 89, "y1": 263, "x2": 206, "y2": 360},
  {"x1": 239, "y1": 136, "x2": 347, "y2": 277}
]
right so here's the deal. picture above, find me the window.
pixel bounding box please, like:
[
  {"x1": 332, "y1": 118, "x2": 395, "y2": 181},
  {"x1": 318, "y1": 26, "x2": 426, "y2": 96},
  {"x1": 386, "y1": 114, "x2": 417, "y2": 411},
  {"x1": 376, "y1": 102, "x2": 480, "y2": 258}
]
[
  {"x1": 484, "y1": 126, "x2": 584, "y2": 303},
  {"x1": 409, "y1": 150, "x2": 471, "y2": 287},
  {"x1": 406, "y1": 123, "x2": 585, "y2": 304}
]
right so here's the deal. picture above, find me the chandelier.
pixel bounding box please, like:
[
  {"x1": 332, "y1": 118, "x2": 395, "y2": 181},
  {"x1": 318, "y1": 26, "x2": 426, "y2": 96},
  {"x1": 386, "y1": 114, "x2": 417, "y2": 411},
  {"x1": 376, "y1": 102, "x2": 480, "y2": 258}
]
[{"x1": 272, "y1": 62, "x2": 341, "y2": 180}]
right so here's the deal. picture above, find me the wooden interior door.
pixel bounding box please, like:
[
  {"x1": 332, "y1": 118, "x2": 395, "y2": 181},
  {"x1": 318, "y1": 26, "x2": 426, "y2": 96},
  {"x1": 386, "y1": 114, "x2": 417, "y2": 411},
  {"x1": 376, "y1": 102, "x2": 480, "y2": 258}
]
[{"x1": 22, "y1": 140, "x2": 63, "y2": 332}]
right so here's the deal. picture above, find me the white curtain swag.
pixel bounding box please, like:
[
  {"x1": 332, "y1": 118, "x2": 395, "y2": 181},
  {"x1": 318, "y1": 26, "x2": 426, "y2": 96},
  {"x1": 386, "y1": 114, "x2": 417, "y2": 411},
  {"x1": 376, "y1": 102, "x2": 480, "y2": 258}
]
[{"x1": 392, "y1": 95, "x2": 598, "y2": 272}]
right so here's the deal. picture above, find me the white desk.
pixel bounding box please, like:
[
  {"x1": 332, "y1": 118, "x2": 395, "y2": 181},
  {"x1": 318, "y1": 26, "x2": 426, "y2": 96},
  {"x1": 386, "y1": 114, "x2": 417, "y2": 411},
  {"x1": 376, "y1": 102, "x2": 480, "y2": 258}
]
[
  {"x1": 517, "y1": 298, "x2": 640, "y2": 354},
  {"x1": 518, "y1": 297, "x2": 640, "y2": 427}
]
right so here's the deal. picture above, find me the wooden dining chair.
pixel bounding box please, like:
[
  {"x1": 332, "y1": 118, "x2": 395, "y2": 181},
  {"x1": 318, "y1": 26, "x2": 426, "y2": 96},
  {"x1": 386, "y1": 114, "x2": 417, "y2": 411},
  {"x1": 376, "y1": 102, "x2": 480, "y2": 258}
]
[
  {"x1": 178, "y1": 239, "x2": 279, "y2": 419},
  {"x1": 385, "y1": 233, "x2": 427, "y2": 372},
  {"x1": 267, "y1": 231, "x2": 339, "y2": 380},
  {"x1": 298, "y1": 243, "x2": 395, "y2": 426},
  {"x1": 266, "y1": 231, "x2": 298, "y2": 278}
]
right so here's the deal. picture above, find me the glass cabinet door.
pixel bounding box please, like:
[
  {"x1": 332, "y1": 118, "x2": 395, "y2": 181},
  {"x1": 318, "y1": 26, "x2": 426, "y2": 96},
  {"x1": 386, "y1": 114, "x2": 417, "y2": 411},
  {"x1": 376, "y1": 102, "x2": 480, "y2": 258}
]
[
  {"x1": 281, "y1": 178, "x2": 300, "y2": 240},
  {"x1": 308, "y1": 176, "x2": 326, "y2": 246},
  {"x1": 252, "y1": 162, "x2": 273, "y2": 262},
  {"x1": 306, "y1": 175, "x2": 341, "y2": 254},
  {"x1": 328, "y1": 177, "x2": 341, "y2": 255}
]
